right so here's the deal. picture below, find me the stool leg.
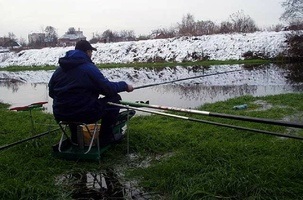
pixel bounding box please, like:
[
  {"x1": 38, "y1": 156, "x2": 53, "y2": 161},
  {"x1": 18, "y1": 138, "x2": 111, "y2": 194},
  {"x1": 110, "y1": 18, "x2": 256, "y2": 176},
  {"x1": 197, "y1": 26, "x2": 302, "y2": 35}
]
[
  {"x1": 58, "y1": 122, "x2": 78, "y2": 152},
  {"x1": 84, "y1": 121, "x2": 99, "y2": 154},
  {"x1": 69, "y1": 124, "x2": 78, "y2": 143}
]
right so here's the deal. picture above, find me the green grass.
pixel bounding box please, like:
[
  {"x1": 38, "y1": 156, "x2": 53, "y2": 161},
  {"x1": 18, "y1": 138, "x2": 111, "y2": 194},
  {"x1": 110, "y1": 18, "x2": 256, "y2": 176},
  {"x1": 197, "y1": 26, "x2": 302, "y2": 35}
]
[
  {"x1": 0, "y1": 105, "x2": 100, "y2": 199},
  {"x1": 0, "y1": 65, "x2": 57, "y2": 72},
  {"x1": 126, "y1": 93, "x2": 303, "y2": 199},
  {"x1": 1, "y1": 93, "x2": 303, "y2": 199},
  {"x1": 0, "y1": 59, "x2": 273, "y2": 71}
]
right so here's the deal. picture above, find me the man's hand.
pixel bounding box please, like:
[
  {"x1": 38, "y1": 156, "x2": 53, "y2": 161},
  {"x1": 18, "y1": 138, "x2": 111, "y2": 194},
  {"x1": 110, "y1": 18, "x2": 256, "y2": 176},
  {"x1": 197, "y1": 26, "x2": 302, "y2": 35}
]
[{"x1": 127, "y1": 84, "x2": 134, "y2": 92}]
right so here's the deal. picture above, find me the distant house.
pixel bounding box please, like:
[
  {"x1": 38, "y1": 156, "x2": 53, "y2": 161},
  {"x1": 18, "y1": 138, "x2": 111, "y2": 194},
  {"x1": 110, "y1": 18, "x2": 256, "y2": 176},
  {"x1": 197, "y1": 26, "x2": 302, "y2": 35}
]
[
  {"x1": 0, "y1": 45, "x2": 9, "y2": 53},
  {"x1": 0, "y1": 37, "x2": 10, "y2": 46},
  {"x1": 58, "y1": 28, "x2": 86, "y2": 46},
  {"x1": 28, "y1": 33, "x2": 46, "y2": 44},
  {"x1": 4, "y1": 40, "x2": 21, "y2": 49},
  {"x1": 0, "y1": 37, "x2": 21, "y2": 51}
]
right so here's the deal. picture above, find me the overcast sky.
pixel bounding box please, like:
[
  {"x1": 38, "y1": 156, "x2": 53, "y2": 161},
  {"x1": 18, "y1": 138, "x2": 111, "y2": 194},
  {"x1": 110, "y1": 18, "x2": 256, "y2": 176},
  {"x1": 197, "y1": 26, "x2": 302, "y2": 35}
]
[{"x1": 0, "y1": 0, "x2": 285, "y2": 40}]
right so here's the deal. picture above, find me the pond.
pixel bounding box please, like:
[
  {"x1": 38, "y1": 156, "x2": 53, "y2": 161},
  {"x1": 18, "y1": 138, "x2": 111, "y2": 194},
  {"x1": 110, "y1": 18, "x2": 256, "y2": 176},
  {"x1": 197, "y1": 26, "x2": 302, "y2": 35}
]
[{"x1": 0, "y1": 63, "x2": 302, "y2": 113}]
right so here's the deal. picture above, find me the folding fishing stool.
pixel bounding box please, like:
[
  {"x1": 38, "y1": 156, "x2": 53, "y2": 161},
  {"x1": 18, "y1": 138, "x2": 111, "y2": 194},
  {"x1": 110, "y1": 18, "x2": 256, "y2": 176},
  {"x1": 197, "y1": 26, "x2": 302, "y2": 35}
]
[{"x1": 57, "y1": 120, "x2": 100, "y2": 154}]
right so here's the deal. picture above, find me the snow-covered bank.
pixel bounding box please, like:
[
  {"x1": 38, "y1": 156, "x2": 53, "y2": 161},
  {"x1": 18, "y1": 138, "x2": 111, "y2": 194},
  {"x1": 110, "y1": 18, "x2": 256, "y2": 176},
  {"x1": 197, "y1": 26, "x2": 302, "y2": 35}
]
[{"x1": 0, "y1": 31, "x2": 291, "y2": 67}]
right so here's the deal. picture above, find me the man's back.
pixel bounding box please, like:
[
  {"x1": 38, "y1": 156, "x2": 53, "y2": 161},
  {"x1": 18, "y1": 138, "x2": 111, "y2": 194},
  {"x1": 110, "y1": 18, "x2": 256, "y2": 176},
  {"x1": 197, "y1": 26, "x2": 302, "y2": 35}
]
[
  {"x1": 49, "y1": 50, "x2": 102, "y2": 123},
  {"x1": 49, "y1": 40, "x2": 134, "y2": 146}
]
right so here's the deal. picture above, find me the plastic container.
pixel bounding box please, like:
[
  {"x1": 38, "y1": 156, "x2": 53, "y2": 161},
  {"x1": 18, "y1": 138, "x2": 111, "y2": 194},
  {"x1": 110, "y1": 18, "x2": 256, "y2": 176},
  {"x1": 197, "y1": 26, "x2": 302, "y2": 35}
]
[
  {"x1": 233, "y1": 104, "x2": 248, "y2": 110},
  {"x1": 77, "y1": 124, "x2": 101, "y2": 148}
]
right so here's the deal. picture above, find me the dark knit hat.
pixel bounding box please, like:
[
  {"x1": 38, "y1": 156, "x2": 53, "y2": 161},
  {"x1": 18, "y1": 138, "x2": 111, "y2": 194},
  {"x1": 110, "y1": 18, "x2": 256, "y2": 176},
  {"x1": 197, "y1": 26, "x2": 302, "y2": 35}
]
[{"x1": 75, "y1": 40, "x2": 97, "y2": 52}]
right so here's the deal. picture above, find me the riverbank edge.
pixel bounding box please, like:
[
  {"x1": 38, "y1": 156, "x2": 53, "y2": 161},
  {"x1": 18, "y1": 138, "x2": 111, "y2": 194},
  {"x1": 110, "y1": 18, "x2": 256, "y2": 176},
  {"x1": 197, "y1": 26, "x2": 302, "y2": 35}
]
[{"x1": 0, "y1": 58, "x2": 280, "y2": 72}]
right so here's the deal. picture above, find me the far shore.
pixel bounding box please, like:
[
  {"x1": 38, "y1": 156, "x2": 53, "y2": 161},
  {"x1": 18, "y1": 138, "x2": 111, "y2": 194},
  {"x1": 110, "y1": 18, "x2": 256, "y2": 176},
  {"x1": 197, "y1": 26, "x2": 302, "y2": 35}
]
[{"x1": 0, "y1": 58, "x2": 287, "y2": 72}]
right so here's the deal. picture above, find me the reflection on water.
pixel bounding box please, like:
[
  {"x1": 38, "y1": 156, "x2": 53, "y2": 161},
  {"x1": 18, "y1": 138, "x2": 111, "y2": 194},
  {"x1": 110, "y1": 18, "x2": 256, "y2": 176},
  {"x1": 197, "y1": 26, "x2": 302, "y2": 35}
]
[
  {"x1": 57, "y1": 168, "x2": 154, "y2": 199},
  {"x1": 0, "y1": 63, "x2": 303, "y2": 113},
  {"x1": 283, "y1": 63, "x2": 303, "y2": 84},
  {"x1": 0, "y1": 82, "x2": 51, "y2": 110},
  {"x1": 57, "y1": 170, "x2": 124, "y2": 199}
]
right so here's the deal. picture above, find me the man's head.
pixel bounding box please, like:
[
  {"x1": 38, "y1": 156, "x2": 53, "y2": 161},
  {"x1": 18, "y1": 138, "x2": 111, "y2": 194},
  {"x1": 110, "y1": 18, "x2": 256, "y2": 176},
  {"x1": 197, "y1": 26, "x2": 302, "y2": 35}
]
[
  {"x1": 75, "y1": 40, "x2": 96, "y2": 58},
  {"x1": 75, "y1": 40, "x2": 97, "y2": 52}
]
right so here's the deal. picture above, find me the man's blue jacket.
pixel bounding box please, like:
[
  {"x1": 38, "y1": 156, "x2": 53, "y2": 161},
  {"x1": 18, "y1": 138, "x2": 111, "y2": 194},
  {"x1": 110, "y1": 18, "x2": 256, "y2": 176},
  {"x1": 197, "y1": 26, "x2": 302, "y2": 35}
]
[{"x1": 48, "y1": 49, "x2": 128, "y2": 123}]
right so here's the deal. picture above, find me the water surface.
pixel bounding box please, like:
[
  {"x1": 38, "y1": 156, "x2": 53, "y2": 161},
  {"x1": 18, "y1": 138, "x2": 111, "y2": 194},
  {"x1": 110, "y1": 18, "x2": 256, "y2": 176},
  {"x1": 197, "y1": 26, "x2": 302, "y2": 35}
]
[{"x1": 0, "y1": 63, "x2": 302, "y2": 113}]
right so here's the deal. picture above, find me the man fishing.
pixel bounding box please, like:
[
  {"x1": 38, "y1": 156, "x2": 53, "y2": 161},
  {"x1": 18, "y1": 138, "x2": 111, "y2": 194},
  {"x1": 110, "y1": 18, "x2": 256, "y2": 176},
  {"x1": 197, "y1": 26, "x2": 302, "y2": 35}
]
[{"x1": 48, "y1": 40, "x2": 134, "y2": 147}]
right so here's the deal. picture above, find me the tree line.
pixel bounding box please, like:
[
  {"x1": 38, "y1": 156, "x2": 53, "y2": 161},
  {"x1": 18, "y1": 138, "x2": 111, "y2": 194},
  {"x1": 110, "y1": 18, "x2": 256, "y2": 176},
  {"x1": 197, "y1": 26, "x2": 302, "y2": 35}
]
[
  {"x1": 1, "y1": 0, "x2": 302, "y2": 49},
  {"x1": 86, "y1": 0, "x2": 303, "y2": 43}
]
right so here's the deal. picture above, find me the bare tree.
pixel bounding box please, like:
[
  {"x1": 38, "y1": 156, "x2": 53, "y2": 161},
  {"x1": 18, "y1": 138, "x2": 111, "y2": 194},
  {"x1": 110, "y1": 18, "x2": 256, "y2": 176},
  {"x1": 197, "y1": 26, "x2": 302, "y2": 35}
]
[
  {"x1": 137, "y1": 35, "x2": 150, "y2": 41},
  {"x1": 219, "y1": 21, "x2": 234, "y2": 34},
  {"x1": 195, "y1": 20, "x2": 218, "y2": 35},
  {"x1": 151, "y1": 27, "x2": 177, "y2": 39},
  {"x1": 67, "y1": 27, "x2": 76, "y2": 34},
  {"x1": 118, "y1": 30, "x2": 136, "y2": 41},
  {"x1": 229, "y1": 10, "x2": 258, "y2": 33},
  {"x1": 45, "y1": 26, "x2": 58, "y2": 46},
  {"x1": 102, "y1": 29, "x2": 117, "y2": 43},
  {"x1": 265, "y1": 24, "x2": 285, "y2": 32},
  {"x1": 280, "y1": 0, "x2": 303, "y2": 21},
  {"x1": 178, "y1": 13, "x2": 196, "y2": 36},
  {"x1": 8, "y1": 32, "x2": 16, "y2": 40}
]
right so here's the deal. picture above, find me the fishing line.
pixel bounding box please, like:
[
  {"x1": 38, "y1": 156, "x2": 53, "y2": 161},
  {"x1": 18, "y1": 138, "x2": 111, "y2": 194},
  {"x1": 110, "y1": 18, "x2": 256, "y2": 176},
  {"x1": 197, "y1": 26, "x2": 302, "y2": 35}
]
[{"x1": 133, "y1": 69, "x2": 241, "y2": 90}]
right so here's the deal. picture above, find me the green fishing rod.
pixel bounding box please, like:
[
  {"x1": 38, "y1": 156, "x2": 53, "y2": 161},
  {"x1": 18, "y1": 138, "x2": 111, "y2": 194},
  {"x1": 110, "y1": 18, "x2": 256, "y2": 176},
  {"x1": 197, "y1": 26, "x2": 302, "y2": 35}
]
[
  {"x1": 0, "y1": 101, "x2": 59, "y2": 151},
  {"x1": 108, "y1": 102, "x2": 303, "y2": 141},
  {"x1": 120, "y1": 101, "x2": 303, "y2": 129},
  {"x1": 0, "y1": 128, "x2": 60, "y2": 151},
  {"x1": 133, "y1": 69, "x2": 241, "y2": 90}
]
